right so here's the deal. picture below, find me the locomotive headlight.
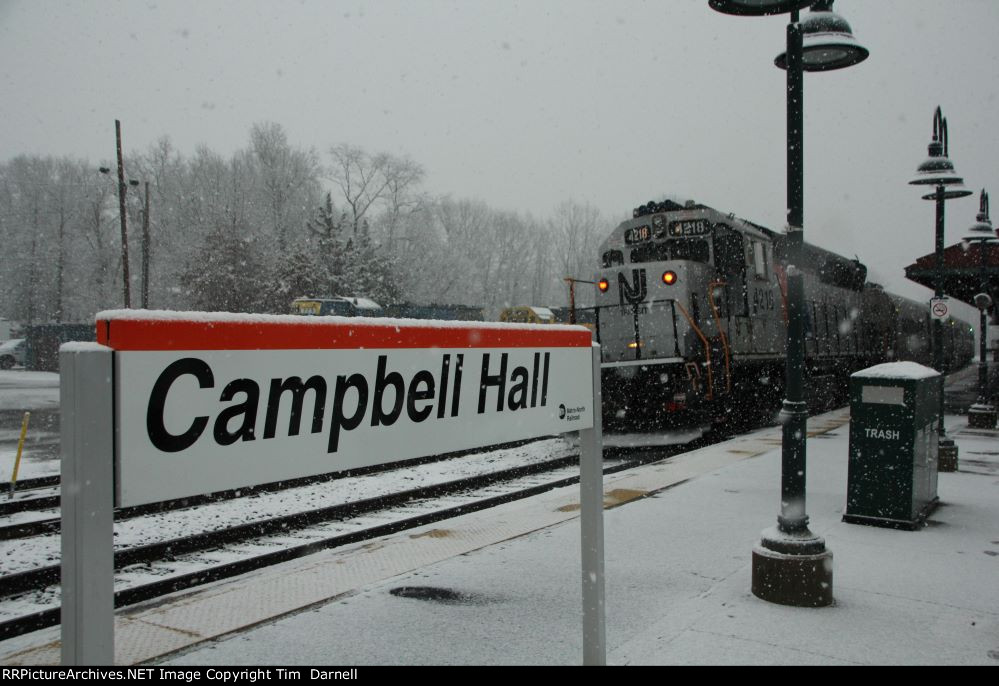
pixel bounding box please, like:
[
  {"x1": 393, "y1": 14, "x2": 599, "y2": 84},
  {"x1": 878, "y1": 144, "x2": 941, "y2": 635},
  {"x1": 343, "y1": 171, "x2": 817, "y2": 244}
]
[
  {"x1": 662, "y1": 271, "x2": 678, "y2": 285},
  {"x1": 598, "y1": 278, "x2": 610, "y2": 293}
]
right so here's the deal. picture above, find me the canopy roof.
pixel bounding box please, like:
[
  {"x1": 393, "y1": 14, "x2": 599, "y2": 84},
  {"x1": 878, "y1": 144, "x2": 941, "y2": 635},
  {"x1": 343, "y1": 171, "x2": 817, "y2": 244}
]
[{"x1": 904, "y1": 241, "x2": 999, "y2": 318}]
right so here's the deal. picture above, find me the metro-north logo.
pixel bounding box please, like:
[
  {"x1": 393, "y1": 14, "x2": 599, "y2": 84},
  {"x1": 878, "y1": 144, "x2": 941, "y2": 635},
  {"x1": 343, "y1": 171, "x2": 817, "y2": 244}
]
[{"x1": 559, "y1": 403, "x2": 585, "y2": 421}]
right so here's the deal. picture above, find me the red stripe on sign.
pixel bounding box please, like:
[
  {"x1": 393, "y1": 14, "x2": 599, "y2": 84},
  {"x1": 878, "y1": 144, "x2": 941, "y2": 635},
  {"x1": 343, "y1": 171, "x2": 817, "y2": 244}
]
[{"x1": 96, "y1": 316, "x2": 592, "y2": 351}]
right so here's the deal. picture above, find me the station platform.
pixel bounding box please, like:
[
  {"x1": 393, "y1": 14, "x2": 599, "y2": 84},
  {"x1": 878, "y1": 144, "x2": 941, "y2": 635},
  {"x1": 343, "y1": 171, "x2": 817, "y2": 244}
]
[{"x1": 1, "y1": 375, "x2": 997, "y2": 665}]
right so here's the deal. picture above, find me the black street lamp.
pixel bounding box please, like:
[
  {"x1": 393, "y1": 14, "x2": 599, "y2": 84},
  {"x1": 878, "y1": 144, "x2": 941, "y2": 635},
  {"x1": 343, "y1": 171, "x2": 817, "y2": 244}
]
[
  {"x1": 909, "y1": 107, "x2": 973, "y2": 470},
  {"x1": 100, "y1": 168, "x2": 152, "y2": 309},
  {"x1": 963, "y1": 190, "x2": 996, "y2": 429},
  {"x1": 710, "y1": 0, "x2": 867, "y2": 607}
]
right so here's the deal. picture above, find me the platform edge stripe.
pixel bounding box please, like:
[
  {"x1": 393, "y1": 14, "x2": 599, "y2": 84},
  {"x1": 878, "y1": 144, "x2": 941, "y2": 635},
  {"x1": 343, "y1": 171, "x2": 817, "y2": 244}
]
[{"x1": 95, "y1": 317, "x2": 592, "y2": 351}]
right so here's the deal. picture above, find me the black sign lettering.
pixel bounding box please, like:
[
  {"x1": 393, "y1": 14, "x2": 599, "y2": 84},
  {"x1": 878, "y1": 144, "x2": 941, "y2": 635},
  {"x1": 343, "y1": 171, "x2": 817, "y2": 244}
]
[
  {"x1": 264, "y1": 376, "x2": 327, "y2": 439},
  {"x1": 147, "y1": 358, "x2": 214, "y2": 453},
  {"x1": 214, "y1": 378, "x2": 259, "y2": 445},
  {"x1": 508, "y1": 365, "x2": 529, "y2": 410},
  {"x1": 407, "y1": 370, "x2": 436, "y2": 422},
  {"x1": 329, "y1": 374, "x2": 369, "y2": 453},
  {"x1": 479, "y1": 353, "x2": 508, "y2": 413},
  {"x1": 372, "y1": 355, "x2": 405, "y2": 427}
]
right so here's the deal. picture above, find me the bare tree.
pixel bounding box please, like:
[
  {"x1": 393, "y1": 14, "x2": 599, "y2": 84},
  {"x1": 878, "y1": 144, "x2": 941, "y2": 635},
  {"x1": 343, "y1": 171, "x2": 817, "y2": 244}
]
[
  {"x1": 326, "y1": 144, "x2": 424, "y2": 240},
  {"x1": 547, "y1": 200, "x2": 605, "y2": 306},
  {"x1": 249, "y1": 122, "x2": 320, "y2": 251}
]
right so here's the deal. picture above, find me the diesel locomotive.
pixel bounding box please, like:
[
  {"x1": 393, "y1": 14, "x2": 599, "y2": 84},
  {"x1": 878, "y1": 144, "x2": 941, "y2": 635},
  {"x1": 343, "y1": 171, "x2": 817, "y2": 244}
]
[{"x1": 593, "y1": 199, "x2": 974, "y2": 427}]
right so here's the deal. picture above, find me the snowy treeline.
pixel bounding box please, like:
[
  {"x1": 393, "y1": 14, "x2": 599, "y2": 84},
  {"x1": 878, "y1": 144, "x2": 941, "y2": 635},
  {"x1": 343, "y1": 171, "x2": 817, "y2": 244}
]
[{"x1": 0, "y1": 123, "x2": 608, "y2": 324}]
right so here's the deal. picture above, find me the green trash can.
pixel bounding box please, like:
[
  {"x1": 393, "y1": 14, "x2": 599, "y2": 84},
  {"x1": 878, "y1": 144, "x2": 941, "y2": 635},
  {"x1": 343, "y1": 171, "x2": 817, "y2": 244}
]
[{"x1": 844, "y1": 362, "x2": 941, "y2": 530}]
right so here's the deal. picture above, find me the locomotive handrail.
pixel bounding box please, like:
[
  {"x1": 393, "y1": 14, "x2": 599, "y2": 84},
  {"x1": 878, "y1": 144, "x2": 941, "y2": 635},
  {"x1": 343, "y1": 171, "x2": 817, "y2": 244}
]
[
  {"x1": 707, "y1": 280, "x2": 733, "y2": 395},
  {"x1": 673, "y1": 300, "x2": 715, "y2": 401}
]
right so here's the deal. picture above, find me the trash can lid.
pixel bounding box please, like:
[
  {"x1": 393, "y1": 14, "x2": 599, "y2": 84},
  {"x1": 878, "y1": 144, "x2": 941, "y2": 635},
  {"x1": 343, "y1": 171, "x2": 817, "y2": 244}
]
[{"x1": 851, "y1": 361, "x2": 939, "y2": 380}]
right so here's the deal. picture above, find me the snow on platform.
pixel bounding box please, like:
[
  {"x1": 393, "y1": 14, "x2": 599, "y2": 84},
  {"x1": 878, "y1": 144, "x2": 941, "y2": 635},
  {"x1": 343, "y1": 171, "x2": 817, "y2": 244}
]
[{"x1": 2, "y1": 409, "x2": 997, "y2": 666}]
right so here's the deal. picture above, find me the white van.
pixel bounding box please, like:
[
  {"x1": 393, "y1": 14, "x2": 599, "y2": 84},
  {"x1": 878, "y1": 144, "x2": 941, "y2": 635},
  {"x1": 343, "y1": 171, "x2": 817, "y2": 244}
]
[{"x1": 0, "y1": 338, "x2": 26, "y2": 369}]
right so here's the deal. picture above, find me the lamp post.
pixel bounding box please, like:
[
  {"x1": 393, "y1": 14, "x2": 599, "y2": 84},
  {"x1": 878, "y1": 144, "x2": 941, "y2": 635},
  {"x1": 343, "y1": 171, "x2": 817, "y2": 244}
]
[
  {"x1": 909, "y1": 107, "x2": 973, "y2": 470},
  {"x1": 709, "y1": 0, "x2": 867, "y2": 607},
  {"x1": 100, "y1": 168, "x2": 151, "y2": 309},
  {"x1": 98, "y1": 120, "x2": 139, "y2": 308},
  {"x1": 963, "y1": 190, "x2": 996, "y2": 429}
]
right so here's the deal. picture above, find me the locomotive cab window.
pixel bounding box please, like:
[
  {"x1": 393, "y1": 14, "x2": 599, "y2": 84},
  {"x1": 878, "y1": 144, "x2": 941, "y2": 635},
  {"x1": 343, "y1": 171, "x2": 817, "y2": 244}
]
[
  {"x1": 670, "y1": 238, "x2": 710, "y2": 263},
  {"x1": 629, "y1": 239, "x2": 709, "y2": 264},
  {"x1": 750, "y1": 240, "x2": 769, "y2": 280},
  {"x1": 630, "y1": 242, "x2": 669, "y2": 263},
  {"x1": 602, "y1": 249, "x2": 624, "y2": 268}
]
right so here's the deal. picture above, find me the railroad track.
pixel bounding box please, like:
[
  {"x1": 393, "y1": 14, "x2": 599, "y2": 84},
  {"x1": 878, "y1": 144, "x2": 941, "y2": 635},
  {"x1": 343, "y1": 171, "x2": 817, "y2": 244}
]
[
  {"x1": 0, "y1": 436, "x2": 557, "y2": 538},
  {"x1": 0, "y1": 433, "x2": 708, "y2": 642}
]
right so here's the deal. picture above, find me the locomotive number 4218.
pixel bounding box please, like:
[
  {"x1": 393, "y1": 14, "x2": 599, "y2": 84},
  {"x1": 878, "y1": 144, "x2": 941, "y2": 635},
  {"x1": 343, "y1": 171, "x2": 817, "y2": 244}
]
[{"x1": 751, "y1": 287, "x2": 776, "y2": 314}]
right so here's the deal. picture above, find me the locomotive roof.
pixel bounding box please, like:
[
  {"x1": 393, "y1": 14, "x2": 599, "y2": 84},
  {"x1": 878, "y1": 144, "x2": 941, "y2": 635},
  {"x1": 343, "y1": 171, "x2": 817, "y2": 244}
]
[
  {"x1": 602, "y1": 203, "x2": 864, "y2": 274},
  {"x1": 601, "y1": 204, "x2": 772, "y2": 253}
]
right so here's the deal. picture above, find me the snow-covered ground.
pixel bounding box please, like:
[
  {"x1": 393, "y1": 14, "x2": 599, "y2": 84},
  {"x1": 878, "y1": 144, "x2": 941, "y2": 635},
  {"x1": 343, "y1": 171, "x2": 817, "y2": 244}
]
[
  {"x1": 2, "y1": 369, "x2": 995, "y2": 665},
  {"x1": 0, "y1": 370, "x2": 58, "y2": 412},
  {"x1": 153, "y1": 413, "x2": 997, "y2": 666},
  {"x1": 0, "y1": 370, "x2": 60, "y2": 482}
]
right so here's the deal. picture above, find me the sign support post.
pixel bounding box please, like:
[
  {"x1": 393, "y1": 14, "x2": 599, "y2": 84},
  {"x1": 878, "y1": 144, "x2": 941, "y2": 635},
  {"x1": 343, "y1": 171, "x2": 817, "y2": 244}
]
[
  {"x1": 60, "y1": 344, "x2": 115, "y2": 665},
  {"x1": 579, "y1": 343, "x2": 606, "y2": 665}
]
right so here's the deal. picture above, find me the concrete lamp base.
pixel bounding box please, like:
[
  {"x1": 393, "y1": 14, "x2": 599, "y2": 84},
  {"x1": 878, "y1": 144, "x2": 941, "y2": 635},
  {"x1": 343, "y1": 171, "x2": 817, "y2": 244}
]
[
  {"x1": 938, "y1": 438, "x2": 959, "y2": 473},
  {"x1": 968, "y1": 404, "x2": 997, "y2": 430},
  {"x1": 752, "y1": 527, "x2": 833, "y2": 608}
]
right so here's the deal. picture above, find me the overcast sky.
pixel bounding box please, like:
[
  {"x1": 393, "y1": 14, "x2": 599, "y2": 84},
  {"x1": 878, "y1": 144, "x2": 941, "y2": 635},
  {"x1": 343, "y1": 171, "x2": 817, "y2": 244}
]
[{"x1": 1, "y1": 0, "x2": 997, "y2": 316}]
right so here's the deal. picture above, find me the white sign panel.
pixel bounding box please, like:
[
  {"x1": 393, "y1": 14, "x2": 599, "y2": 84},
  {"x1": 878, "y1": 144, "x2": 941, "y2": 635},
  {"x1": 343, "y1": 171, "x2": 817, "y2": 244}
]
[
  {"x1": 114, "y1": 335, "x2": 593, "y2": 506},
  {"x1": 930, "y1": 297, "x2": 950, "y2": 320}
]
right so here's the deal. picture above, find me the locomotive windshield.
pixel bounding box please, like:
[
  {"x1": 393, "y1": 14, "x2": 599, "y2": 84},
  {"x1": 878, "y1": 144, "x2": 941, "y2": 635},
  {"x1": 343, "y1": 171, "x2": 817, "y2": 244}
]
[{"x1": 629, "y1": 238, "x2": 710, "y2": 264}]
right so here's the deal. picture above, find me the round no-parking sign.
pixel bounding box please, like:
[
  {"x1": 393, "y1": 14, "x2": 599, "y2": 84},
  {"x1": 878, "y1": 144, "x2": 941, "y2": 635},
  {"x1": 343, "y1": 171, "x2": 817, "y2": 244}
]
[{"x1": 930, "y1": 298, "x2": 949, "y2": 320}]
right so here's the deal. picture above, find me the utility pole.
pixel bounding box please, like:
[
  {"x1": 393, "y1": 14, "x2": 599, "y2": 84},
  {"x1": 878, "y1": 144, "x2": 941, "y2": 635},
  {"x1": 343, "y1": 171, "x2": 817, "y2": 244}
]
[
  {"x1": 141, "y1": 180, "x2": 150, "y2": 309},
  {"x1": 115, "y1": 120, "x2": 132, "y2": 308}
]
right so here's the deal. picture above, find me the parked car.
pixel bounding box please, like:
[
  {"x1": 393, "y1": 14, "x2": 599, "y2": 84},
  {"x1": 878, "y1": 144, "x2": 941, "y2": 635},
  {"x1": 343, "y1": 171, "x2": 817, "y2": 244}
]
[{"x1": 0, "y1": 338, "x2": 26, "y2": 369}]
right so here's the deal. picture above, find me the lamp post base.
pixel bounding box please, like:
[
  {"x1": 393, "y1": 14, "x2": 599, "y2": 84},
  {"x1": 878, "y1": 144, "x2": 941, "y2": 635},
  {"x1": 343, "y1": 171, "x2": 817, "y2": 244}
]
[
  {"x1": 938, "y1": 437, "x2": 959, "y2": 472},
  {"x1": 968, "y1": 403, "x2": 997, "y2": 430},
  {"x1": 751, "y1": 527, "x2": 833, "y2": 607}
]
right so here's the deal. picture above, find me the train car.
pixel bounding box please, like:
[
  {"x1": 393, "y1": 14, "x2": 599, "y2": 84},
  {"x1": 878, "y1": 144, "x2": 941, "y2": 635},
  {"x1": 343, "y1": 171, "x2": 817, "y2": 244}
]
[
  {"x1": 594, "y1": 198, "x2": 973, "y2": 428},
  {"x1": 383, "y1": 302, "x2": 485, "y2": 321},
  {"x1": 290, "y1": 296, "x2": 384, "y2": 317},
  {"x1": 498, "y1": 306, "x2": 556, "y2": 324}
]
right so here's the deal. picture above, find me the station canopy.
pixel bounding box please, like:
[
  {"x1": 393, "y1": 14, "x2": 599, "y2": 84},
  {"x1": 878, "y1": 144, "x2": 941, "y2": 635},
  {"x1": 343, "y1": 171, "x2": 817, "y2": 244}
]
[{"x1": 904, "y1": 241, "x2": 999, "y2": 320}]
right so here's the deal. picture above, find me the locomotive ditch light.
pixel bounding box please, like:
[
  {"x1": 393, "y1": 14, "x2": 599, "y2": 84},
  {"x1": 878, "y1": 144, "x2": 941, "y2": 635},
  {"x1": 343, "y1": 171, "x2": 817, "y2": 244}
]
[
  {"x1": 598, "y1": 278, "x2": 610, "y2": 293},
  {"x1": 662, "y1": 271, "x2": 678, "y2": 285}
]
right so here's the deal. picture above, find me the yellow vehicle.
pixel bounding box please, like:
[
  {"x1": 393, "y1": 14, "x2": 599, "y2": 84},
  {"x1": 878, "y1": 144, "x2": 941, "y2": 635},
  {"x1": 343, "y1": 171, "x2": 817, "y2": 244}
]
[
  {"x1": 290, "y1": 297, "x2": 384, "y2": 317},
  {"x1": 498, "y1": 306, "x2": 556, "y2": 324}
]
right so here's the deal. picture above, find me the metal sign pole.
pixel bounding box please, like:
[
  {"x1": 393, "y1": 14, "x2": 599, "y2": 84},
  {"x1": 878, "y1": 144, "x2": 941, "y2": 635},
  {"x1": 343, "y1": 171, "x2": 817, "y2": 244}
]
[
  {"x1": 60, "y1": 344, "x2": 115, "y2": 665},
  {"x1": 579, "y1": 342, "x2": 605, "y2": 665}
]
